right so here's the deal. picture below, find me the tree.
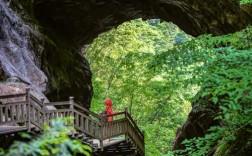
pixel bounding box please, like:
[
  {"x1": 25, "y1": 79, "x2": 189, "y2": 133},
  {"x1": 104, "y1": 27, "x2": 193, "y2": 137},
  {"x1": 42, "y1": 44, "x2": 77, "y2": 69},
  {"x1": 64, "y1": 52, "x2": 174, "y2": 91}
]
[{"x1": 85, "y1": 18, "x2": 194, "y2": 155}]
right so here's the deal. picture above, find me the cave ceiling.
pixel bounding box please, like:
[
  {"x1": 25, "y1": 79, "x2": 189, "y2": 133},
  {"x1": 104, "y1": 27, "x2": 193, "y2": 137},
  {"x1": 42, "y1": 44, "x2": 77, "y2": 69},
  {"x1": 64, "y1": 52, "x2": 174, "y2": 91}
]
[{"x1": 34, "y1": 0, "x2": 252, "y2": 48}]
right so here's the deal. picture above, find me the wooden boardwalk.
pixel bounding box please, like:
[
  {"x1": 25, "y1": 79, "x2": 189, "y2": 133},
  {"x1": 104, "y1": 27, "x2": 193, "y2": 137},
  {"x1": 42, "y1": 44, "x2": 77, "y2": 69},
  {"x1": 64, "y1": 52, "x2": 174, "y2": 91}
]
[
  {"x1": 0, "y1": 126, "x2": 28, "y2": 135},
  {"x1": 0, "y1": 89, "x2": 145, "y2": 155}
]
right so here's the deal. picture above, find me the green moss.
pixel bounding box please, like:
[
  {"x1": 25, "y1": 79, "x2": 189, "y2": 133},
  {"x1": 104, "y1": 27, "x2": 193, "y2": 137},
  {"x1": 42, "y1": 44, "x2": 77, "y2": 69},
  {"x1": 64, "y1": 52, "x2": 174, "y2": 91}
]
[
  {"x1": 43, "y1": 34, "x2": 58, "y2": 48},
  {"x1": 241, "y1": 4, "x2": 252, "y2": 18},
  {"x1": 214, "y1": 141, "x2": 230, "y2": 156},
  {"x1": 42, "y1": 34, "x2": 72, "y2": 91}
]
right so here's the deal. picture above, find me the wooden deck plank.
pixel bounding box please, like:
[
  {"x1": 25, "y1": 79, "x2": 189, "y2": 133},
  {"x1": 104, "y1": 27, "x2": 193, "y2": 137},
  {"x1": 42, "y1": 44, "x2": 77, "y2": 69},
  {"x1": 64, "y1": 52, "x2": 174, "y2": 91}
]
[
  {"x1": 92, "y1": 138, "x2": 126, "y2": 148},
  {"x1": 103, "y1": 138, "x2": 125, "y2": 148},
  {"x1": 0, "y1": 126, "x2": 28, "y2": 135}
]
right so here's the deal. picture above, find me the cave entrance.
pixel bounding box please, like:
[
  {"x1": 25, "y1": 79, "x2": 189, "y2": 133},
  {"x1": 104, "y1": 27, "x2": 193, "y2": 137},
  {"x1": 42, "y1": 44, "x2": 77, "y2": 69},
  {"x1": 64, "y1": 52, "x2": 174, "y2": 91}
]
[
  {"x1": 32, "y1": 1, "x2": 251, "y2": 154},
  {"x1": 84, "y1": 18, "x2": 199, "y2": 155},
  {"x1": 33, "y1": 0, "x2": 250, "y2": 109}
]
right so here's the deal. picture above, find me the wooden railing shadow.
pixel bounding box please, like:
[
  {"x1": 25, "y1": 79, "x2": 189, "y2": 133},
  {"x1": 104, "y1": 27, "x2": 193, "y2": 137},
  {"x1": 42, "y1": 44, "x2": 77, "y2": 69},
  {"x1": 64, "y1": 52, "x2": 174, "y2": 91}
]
[{"x1": 0, "y1": 88, "x2": 145, "y2": 155}]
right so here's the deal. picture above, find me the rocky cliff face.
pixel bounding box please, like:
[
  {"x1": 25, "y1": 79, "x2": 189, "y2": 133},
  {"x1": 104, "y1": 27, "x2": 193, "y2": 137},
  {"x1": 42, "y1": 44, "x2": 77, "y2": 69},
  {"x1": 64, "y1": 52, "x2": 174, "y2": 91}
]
[
  {"x1": 173, "y1": 94, "x2": 220, "y2": 150},
  {"x1": 0, "y1": 0, "x2": 47, "y2": 99},
  {"x1": 0, "y1": 0, "x2": 93, "y2": 106}
]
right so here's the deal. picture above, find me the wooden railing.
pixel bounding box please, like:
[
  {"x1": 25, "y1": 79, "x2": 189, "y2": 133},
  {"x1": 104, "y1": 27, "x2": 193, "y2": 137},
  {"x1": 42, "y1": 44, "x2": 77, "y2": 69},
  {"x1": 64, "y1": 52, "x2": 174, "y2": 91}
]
[
  {"x1": 125, "y1": 112, "x2": 145, "y2": 154},
  {"x1": 0, "y1": 92, "x2": 27, "y2": 126},
  {"x1": 0, "y1": 89, "x2": 145, "y2": 155},
  {"x1": 73, "y1": 102, "x2": 102, "y2": 139}
]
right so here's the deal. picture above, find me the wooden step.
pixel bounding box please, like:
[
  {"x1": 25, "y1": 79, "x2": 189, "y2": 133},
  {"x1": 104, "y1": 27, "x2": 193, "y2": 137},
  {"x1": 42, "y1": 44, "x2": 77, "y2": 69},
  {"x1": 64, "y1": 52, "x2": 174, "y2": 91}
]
[{"x1": 0, "y1": 126, "x2": 28, "y2": 135}]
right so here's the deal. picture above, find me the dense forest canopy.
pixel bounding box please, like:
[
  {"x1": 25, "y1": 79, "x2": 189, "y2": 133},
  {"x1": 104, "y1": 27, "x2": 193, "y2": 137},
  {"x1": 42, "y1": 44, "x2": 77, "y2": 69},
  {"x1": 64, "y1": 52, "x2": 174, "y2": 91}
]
[
  {"x1": 85, "y1": 19, "x2": 197, "y2": 155},
  {"x1": 86, "y1": 14, "x2": 252, "y2": 155}
]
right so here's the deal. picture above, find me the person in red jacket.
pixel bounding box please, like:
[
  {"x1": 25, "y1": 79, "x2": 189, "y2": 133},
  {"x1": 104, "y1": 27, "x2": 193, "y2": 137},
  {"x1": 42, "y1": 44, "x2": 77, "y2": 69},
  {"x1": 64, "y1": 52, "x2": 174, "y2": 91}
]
[{"x1": 104, "y1": 99, "x2": 114, "y2": 122}]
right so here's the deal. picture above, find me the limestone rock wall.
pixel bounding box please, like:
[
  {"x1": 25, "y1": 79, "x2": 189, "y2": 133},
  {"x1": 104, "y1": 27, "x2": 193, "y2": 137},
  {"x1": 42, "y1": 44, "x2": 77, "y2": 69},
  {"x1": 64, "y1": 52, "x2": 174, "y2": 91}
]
[
  {"x1": 0, "y1": 0, "x2": 48, "y2": 100},
  {"x1": 0, "y1": 0, "x2": 93, "y2": 107}
]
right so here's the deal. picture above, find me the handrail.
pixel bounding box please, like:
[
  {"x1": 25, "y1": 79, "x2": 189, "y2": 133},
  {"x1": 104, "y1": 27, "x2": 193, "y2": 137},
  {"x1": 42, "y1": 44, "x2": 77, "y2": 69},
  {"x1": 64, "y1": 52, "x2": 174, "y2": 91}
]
[
  {"x1": 45, "y1": 101, "x2": 70, "y2": 106},
  {"x1": 127, "y1": 123, "x2": 145, "y2": 154},
  {"x1": 105, "y1": 112, "x2": 144, "y2": 139},
  {"x1": 73, "y1": 110, "x2": 101, "y2": 125},
  {"x1": 73, "y1": 102, "x2": 101, "y2": 119},
  {"x1": 0, "y1": 101, "x2": 26, "y2": 107},
  {"x1": 100, "y1": 111, "x2": 145, "y2": 155},
  {"x1": 30, "y1": 94, "x2": 43, "y2": 107},
  {"x1": 105, "y1": 112, "x2": 125, "y2": 117},
  {"x1": 125, "y1": 112, "x2": 144, "y2": 154},
  {"x1": 0, "y1": 93, "x2": 26, "y2": 99},
  {"x1": 0, "y1": 92, "x2": 145, "y2": 155},
  {"x1": 126, "y1": 112, "x2": 144, "y2": 139}
]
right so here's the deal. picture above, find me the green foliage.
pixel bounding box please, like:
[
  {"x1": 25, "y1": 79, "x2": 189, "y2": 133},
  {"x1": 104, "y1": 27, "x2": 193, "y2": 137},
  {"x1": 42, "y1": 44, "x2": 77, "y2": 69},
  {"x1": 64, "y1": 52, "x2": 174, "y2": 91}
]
[
  {"x1": 175, "y1": 127, "x2": 225, "y2": 156},
  {"x1": 0, "y1": 118, "x2": 92, "y2": 156},
  {"x1": 86, "y1": 19, "x2": 194, "y2": 155},
  {"x1": 240, "y1": 0, "x2": 252, "y2": 4},
  {"x1": 151, "y1": 25, "x2": 252, "y2": 86},
  {"x1": 213, "y1": 141, "x2": 230, "y2": 156},
  {"x1": 161, "y1": 26, "x2": 252, "y2": 155},
  {"x1": 86, "y1": 16, "x2": 252, "y2": 155}
]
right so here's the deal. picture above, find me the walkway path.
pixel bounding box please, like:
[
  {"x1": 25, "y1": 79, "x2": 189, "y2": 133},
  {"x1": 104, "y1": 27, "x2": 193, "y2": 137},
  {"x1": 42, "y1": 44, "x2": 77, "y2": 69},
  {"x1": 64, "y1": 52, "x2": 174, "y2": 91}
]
[{"x1": 0, "y1": 88, "x2": 144, "y2": 155}]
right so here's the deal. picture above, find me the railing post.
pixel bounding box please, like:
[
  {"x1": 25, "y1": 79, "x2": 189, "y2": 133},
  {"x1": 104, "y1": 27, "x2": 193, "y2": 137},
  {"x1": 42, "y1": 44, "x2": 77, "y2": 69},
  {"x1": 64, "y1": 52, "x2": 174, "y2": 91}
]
[
  {"x1": 142, "y1": 130, "x2": 145, "y2": 154},
  {"x1": 124, "y1": 107, "x2": 128, "y2": 116},
  {"x1": 69, "y1": 97, "x2": 74, "y2": 128},
  {"x1": 124, "y1": 107, "x2": 128, "y2": 140},
  {"x1": 99, "y1": 112, "x2": 104, "y2": 151},
  {"x1": 41, "y1": 98, "x2": 46, "y2": 126},
  {"x1": 26, "y1": 87, "x2": 31, "y2": 132}
]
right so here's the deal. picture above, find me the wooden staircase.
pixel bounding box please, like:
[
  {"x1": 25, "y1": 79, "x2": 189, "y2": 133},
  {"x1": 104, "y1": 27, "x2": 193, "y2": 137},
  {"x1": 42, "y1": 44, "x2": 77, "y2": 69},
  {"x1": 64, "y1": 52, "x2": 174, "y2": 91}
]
[{"x1": 0, "y1": 88, "x2": 145, "y2": 156}]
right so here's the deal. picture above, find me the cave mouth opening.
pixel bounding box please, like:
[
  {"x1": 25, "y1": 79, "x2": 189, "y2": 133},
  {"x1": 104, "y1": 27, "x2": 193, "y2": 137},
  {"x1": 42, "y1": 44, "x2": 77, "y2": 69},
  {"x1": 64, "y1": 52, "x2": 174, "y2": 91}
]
[
  {"x1": 83, "y1": 18, "x2": 199, "y2": 155},
  {"x1": 32, "y1": 0, "x2": 250, "y2": 110}
]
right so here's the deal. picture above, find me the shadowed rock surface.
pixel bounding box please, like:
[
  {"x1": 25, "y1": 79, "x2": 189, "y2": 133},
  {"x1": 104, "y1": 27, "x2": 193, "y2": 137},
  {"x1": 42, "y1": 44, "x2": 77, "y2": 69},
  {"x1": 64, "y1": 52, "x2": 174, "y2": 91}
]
[
  {"x1": 173, "y1": 94, "x2": 220, "y2": 151},
  {"x1": 33, "y1": 0, "x2": 252, "y2": 47},
  {"x1": 0, "y1": 0, "x2": 93, "y2": 107}
]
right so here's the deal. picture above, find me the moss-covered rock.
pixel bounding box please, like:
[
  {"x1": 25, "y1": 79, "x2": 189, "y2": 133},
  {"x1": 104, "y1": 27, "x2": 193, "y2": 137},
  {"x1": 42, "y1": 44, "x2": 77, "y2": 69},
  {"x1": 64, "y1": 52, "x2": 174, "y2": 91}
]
[
  {"x1": 214, "y1": 131, "x2": 252, "y2": 156},
  {"x1": 41, "y1": 32, "x2": 93, "y2": 106}
]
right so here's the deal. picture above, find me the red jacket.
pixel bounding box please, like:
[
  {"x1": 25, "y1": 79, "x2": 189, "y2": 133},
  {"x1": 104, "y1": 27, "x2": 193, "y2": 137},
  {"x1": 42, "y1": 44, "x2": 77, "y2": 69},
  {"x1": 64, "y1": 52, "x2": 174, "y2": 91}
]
[
  {"x1": 106, "y1": 106, "x2": 113, "y2": 122},
  {"x1": 105, "y1": 99, "x2": 113, "y2": 122}
]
